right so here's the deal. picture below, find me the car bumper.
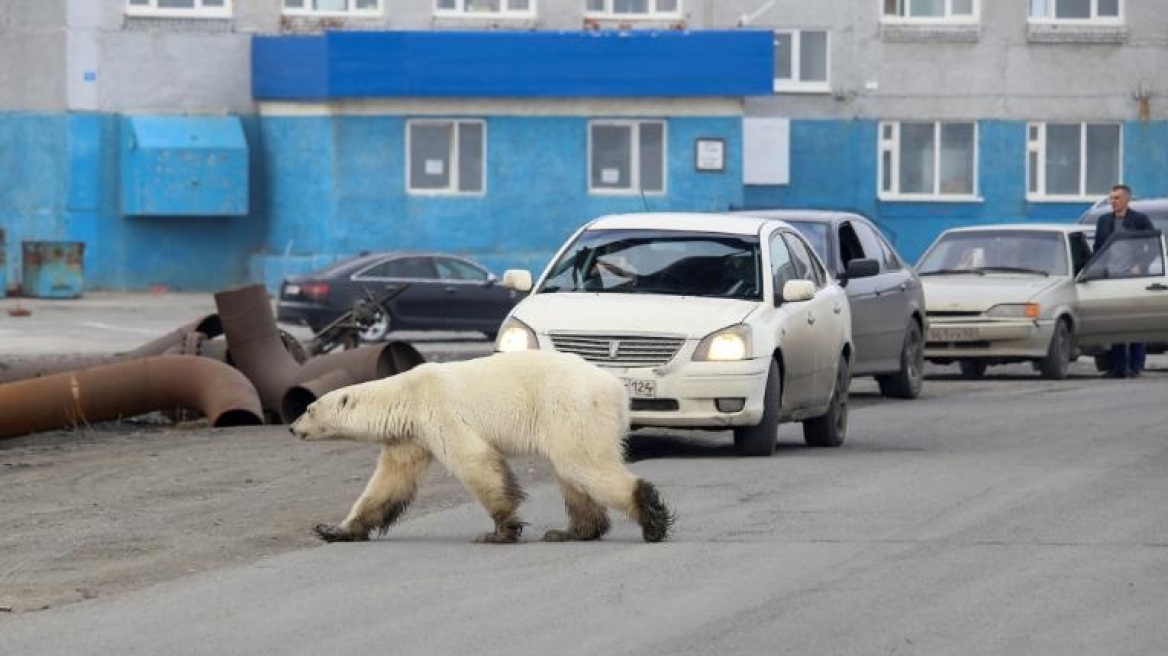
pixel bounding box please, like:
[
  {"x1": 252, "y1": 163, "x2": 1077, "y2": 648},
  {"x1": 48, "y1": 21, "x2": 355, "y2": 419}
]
[
  {"x1": 275, "y1": 301, "x2": 336, "y2": 329},
  {"x1": 924, "y1": 318, "x2": 1055, "y2": 359},
  {"x1": 598, "y1": 357, "x2": 772, "y2": 429}
]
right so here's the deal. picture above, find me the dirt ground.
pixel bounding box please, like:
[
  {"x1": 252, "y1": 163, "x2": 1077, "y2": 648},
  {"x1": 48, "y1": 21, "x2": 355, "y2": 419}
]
[{"x1": 0, "y1": 414, "x2": 561, "y2": 615}]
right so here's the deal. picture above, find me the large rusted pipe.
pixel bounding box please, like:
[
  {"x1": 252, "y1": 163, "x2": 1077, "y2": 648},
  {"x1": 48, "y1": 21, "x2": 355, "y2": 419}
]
[
  {"x1": 0, "y1": 355, "x2": 263, "y2": 440},
  {"x1": 281, "y1": 341, "x2": 425, "y2": 421},
  {"x1": 214, "y1": 284, "x2": 302, "y2": 423},
  {"x1": 0, "y1": 314, "x2": 221, "y2": 384}
]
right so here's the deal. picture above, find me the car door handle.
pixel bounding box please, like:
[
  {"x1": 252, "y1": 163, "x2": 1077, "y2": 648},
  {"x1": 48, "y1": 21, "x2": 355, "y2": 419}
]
[
  {"x1": 444, "y1": 286, "x2": 459, "y2": 293},
  {"x1": 1146, "y1": 283, "x2": 1168, "y2": 291},
  {"x1": 807, "y1": 312, "x2": 816, "y2": 325}
]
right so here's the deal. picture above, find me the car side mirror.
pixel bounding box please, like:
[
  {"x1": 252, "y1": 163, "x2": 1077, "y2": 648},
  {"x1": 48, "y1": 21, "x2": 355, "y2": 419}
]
[
  {"x1": 779, "y1": 279, "x2": 816, "y2": 304},
  {"x1": 501, "y1": 269, "x2": 533, "y2": 292},
  {"x1": 839, "y1": 258, "x2": 880, "y2": 287}
]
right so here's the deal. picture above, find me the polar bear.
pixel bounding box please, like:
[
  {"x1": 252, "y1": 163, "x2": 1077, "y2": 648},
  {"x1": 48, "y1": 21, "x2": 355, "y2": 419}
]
[{"x1": 290, "y1": 349, "x2": 674, "y2": 544}]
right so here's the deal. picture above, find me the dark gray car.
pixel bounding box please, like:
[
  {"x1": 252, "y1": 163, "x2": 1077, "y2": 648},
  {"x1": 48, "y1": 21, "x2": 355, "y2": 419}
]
[{"x1": 737, "y1": 209, "x2": 928, "y2": 399}]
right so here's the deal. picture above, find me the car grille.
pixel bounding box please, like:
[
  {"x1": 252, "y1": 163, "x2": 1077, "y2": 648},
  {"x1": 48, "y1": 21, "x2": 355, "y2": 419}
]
[
  {"x1": 928, "y1": 310, "x2": 983, "y2": 318},
  {"x1": 549, "y1": 333, "x2": 685, "y2": 367}
]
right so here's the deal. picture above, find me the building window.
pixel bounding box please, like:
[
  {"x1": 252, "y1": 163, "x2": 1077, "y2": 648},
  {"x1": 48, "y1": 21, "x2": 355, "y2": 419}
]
[
  {"x1": 1027, "y1": 122, "x2": 1121, "y2": 200},
  {"x1": 434, "y1": 0, "x2": 534, "y2": 15},
  {"x1": 407, "y1": 120, "x2": 486, "y2": 195},
  {"x1": 589, "y1": 121, "x2": 666, "y2": 195},
  {"x1": 584, "y1": 0, "x2": 681, "y2": 19},
  {"x1": 882, "y1": 0, "x2": 977, "y2": 22},
  {"x1": 125, "y1": 0, "x2": 231, "y2": 18},
  {"x1": 1028, "y1": 0, "x2": 1121, "y2": 22},
  {"x1": 878, "y1": 121, "x2": 977, "y2": 199},
  {"x1": 282, "y1": 0, "x2": 381, "y2": 15},
  {"x1": 774, "y1": 29, "x2": 829, "y2": 93}
]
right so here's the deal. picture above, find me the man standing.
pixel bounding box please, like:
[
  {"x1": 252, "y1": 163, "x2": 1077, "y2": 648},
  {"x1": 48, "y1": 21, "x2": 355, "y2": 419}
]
[{"x1": 1093, "y1": 183, "x2": 1154, "y2": 378}]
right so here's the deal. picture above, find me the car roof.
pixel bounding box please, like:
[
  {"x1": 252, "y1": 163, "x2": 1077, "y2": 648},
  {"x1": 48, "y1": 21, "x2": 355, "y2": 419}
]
[
  {"x1": 939, "y1": 223, "x2": 1089, "y2": 235},
  {"x1": 314, "y1": 250, "x2": 480, "y2": 275},
  {"x1": 586, "y1": 212, "x2": 784, "y2": 236},
  {"x1": 1078, "y1": 197, "x2": 1168, "y2": 222},
  {"x1": 730, "y1": 209, "x2": 866, "y2": 224}
]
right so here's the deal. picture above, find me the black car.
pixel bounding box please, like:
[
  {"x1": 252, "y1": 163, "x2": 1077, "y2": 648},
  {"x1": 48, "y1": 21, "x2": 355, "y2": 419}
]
[
  {"x1": 735, "y1": 209, "x2": 928, "y2": 399},
  {"x1": 276, "y1": 251, "x2": 522, "y2": 341}
]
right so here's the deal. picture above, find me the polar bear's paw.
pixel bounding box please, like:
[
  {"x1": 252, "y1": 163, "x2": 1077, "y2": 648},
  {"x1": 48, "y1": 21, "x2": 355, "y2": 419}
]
[
  {"x1": 313, "y1": 523, "x2": 368, "y2": 543},
  {"x1": 474, "y1": 518, "x2": 525, "y2": 544}
]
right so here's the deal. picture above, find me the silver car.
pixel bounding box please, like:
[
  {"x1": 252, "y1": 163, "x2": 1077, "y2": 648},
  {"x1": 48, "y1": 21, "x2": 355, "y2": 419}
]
[{"x1": 919, "y1": 223, "x2": 1168, "y2": 378}]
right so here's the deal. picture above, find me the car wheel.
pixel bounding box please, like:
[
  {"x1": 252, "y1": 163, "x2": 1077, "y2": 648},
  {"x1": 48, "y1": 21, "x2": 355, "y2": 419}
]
[
  {"x1": 733, "y1": 359, "x2": 781, "y2": 457},
  {"x1": 1038, "y1": 318, "x2": 1073, "y2": 380},
  {"x1": 360, "y1": 306, "x2": 392, "y2": 343},
  {"x1": 803, "y1": 355, "x2": 849, "y2": 448},
  {"x1": 876, "y1": 320, "x2": 924, "y2": 399},
  {"x1": 959, "y1": 360, "x2": 987, "y2": 379}
]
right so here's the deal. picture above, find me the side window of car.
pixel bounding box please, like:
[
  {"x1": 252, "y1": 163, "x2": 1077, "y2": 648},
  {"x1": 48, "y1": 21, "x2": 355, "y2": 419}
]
[
  {"x1": 877, "y1": 235, "x2": 903, "y2": 271},
  {"x1": 1069, "y1": 233, "x2": 1092, "y2": 275},
  {"x1": 382, "y1": 257, "x2": 436, "y2": 279},
  {"x1": 436, "y1": 258, "x2": 488, "y2": 281},
  {"x1": 769, "y1": 233, "x2": 798, "y2": 297},
  {"x1": 851, "y1": 222, "x2": 889, "y2": 273},
  {"x1": 783, "y1": 232, "x2": 825, "y2": 287}
]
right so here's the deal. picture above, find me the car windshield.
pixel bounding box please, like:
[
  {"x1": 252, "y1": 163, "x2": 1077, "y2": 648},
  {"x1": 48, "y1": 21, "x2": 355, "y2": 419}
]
[
  {"x1": 918, "y1": 230, "x2": 1068, "y2": 276},
  {"x1": 784, "y1": 221, "x2": 830, "y2": 264},
  {"x1": 537, "y1": 229, "x2": 763, "y2": 300}
]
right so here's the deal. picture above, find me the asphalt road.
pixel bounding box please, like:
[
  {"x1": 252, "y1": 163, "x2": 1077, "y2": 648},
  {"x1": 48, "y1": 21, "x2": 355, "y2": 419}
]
[{"x1": 2, "y1": 292, "x2": 1166, "y2": 655}]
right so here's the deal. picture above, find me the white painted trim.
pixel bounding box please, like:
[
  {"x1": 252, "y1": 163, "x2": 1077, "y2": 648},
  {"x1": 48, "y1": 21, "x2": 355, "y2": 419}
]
[{"x1": 257, "y1": 98, "x2": 743, "y2": 117}]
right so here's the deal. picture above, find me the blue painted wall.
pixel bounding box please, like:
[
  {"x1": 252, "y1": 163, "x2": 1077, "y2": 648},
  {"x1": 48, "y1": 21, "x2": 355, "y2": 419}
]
[
  {"x1": 253, "y1": 30, "x2": 775, "y2": 100},
  {"x1": 743, "y1": 119, "x2": 1168, "y2": 264}
]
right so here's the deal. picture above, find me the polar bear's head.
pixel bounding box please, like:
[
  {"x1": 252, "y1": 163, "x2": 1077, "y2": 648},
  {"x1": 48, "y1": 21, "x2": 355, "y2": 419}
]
[{"x1": 289, "y1": 378, "x2": 417, "y2": 444}]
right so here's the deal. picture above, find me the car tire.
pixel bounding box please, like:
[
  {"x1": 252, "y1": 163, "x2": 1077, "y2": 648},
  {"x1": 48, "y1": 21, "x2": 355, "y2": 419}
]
[
  {"x1": 1038, "y1": 318, "x2": 1073, "y2": 380},
  {"x1": 733, "y1": 359, "x2": 781, "y2": 457},
  {"x1": 360, "y1": 306, "x2": 392, "y2": 343},
  {"x1": 876, "y1": 319, "x2": 924, "y2": 399},
  {"x1": 803, "y1": 355, "x2": 849, "y2": 448},
  {"x1": 959, "y1": 360, "x2": 987, "y2": 379}
]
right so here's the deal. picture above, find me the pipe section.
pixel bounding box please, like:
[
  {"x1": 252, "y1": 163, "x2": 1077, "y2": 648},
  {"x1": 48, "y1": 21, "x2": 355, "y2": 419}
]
[
  {"x1": 280, "y1": 341, "x2": 425, "y2": 421},
  {"x1": 214, "y1": 284, "x2": 302, "y2": 423},
  {"x1": 0, "y1": 355, "x2": 263, "y2": 440}
]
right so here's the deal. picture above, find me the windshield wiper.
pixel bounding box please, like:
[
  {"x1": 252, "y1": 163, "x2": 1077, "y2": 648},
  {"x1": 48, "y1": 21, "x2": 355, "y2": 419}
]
[
  {"x1": 973, "y1": 266, "x2": 1049, "y2": 277},
  {"x1": 919, "y1": 269, "x2": 986, "y2": 276}
]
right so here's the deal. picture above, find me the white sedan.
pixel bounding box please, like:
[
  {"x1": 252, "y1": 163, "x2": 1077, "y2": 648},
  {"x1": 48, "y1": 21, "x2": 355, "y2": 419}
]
[
  {"x1": 494, "y1": 212, "x2": 874, "y2": 457},
  {"x1": 918, "y1": 223, "x2": 1168, "y2": 378}
]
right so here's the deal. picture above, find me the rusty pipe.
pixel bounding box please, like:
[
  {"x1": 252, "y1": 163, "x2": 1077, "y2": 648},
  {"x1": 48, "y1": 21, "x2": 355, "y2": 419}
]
[
  {"x1": 0, "y1": 314, "x2": 221, "y2": 385},
  {"x1": 280, "y1": 341, "x2": 425, "y2": 422},
  {"x1": 214, "y1": 284, "x2": 302, "y2": 423},
  {"x1": 0, "y1": 355, "x2": 263, "y2": 440}
]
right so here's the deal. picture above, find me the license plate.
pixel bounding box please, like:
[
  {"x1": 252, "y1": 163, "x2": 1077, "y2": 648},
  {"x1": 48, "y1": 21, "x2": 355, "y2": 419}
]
[
  {"x1": 930, "y1": 326, "x2": 978, "y2": 341},
  {"x1": 621, "y1": 378, "x2": 657, "y2": 399},
  {"x1": 284, "y1": 284, "x2": 301, "y2": 296}
]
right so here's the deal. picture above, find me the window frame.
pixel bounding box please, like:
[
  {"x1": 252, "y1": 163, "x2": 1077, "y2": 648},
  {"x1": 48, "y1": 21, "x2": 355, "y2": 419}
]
[
  {"x1": 125, "y1": 0, "x2": 232, "y2": 18},
  {"x1": 773, "y1": 28, "x2": 831, "y2": 94},
  {"x1": 878, "y1": 120, "x2": 980, "y2": 201},
  {"x1": 587, "y1": 119, "x2": 668, "y2": 196},
  {"x1": 583, "y1": 0, "x2": 683, "y2": 21},
  {"x1": 281, "y1": 0, "x2": 383, "y2": 17},
  {"x1": 433, "y1": 0, "x2": 536, "y2": 18},
  {"x1": 881, "y1": 0, "x2": 979, "y2": 23},
  {"x1": 406, "y1": 119, "x2": 488, "y2": 196},
  {"x1": 1026, "y1": 121, "x2": 1123, "y2": 202},
  {"x1": 1027, "y1": 0, "x2": 1123, "y2": 24}
]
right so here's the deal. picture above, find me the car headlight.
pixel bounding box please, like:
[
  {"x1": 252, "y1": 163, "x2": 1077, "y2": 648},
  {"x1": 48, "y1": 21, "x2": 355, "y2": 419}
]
[
  {"x1": 986, "y1": 303, "x2": 1040, "y2": 319},
  {"x1": 693, "y1": 325, "x2": 752, "y2": 362},
  {"x1": 495, "y1": 318, "x2": 538, "y2": 352}
]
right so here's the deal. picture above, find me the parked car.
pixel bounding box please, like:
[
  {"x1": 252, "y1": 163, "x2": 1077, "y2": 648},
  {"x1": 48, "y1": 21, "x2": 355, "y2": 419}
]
[
  {"x1": 917, "y1": 223, "x2": 1168, "y2": 379},
  {"x1": 276, "y1": 251, "x2": 521, "y2": 341},
  {"x1": 494, "y1": 212, "x2": 876, "y2": 457},
  {"x1": 1077, "y1": 197, "x2": 1168, "y2": 234},
  {"x1": 734, "y1": 209, "x2": 927, "y2": 399}
]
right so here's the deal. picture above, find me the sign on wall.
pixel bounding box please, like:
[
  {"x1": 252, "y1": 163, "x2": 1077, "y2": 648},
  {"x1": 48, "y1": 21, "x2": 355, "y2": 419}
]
[{"x1": 743, "y1": 118, "x2": 790, "y2": 185}]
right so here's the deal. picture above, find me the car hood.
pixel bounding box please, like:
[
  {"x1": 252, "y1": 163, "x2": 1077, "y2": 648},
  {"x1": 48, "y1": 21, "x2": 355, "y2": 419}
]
[
  {"x1": 922, "y1": 275, "x2": 1064, "y2": 313},
  {"x1": 510, "y1": 293, "x2": 760, "y2": 337}
]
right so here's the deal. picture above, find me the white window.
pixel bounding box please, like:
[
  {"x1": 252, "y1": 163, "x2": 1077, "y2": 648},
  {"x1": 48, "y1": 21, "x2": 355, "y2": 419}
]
[
  {"x1": 878, "y1": 121, "x2": 977, "y2": 199},
  {"x1": 1026, "y1": 122, "x2": 1121, "y2": 200},
  {"x1": 1028, "y1": 0, "x2": 1122, "y2": 22},
  {"x1": 774, "y1": 29, "x2": 829, "y2": 93},
  {"x1": 125, "y1": 0, "x2": 231, "y2": 18},
  {"x1": 434, "y1": 0, "x2": 534, "y2": 15},
  {"x1": 282, "y1": 0, "x2": 382, "y2": 15},
  {"x1": 407, "y1": 120, "x2": 486, "y2": 195},
  {"x1": 584, "y1": 0, "x2": 681, "y2": 19},
  {"x1": 589, "y1": 121, "x2": 666, "y2": 195},
  {"x1": 882, "y1": 0, "x2": 977, "y2": 22}
]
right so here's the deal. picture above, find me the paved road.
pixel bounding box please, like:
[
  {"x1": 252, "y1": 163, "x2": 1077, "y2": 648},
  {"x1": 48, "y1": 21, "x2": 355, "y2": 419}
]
[{"x1": 2, "y1": 292, "x2": 1166, "y2": 655}]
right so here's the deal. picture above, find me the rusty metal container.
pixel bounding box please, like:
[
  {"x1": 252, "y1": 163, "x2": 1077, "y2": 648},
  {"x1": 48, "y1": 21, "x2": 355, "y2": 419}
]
[{"x1": 21, "y1": 241, "x2": 85, "y2": 299}]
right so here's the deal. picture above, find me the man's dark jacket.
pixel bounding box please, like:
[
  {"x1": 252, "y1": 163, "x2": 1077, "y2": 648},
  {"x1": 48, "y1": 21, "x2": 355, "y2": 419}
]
[{"x1": 1093, "y1": 208, "x2": 1154, "y2": 251}]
